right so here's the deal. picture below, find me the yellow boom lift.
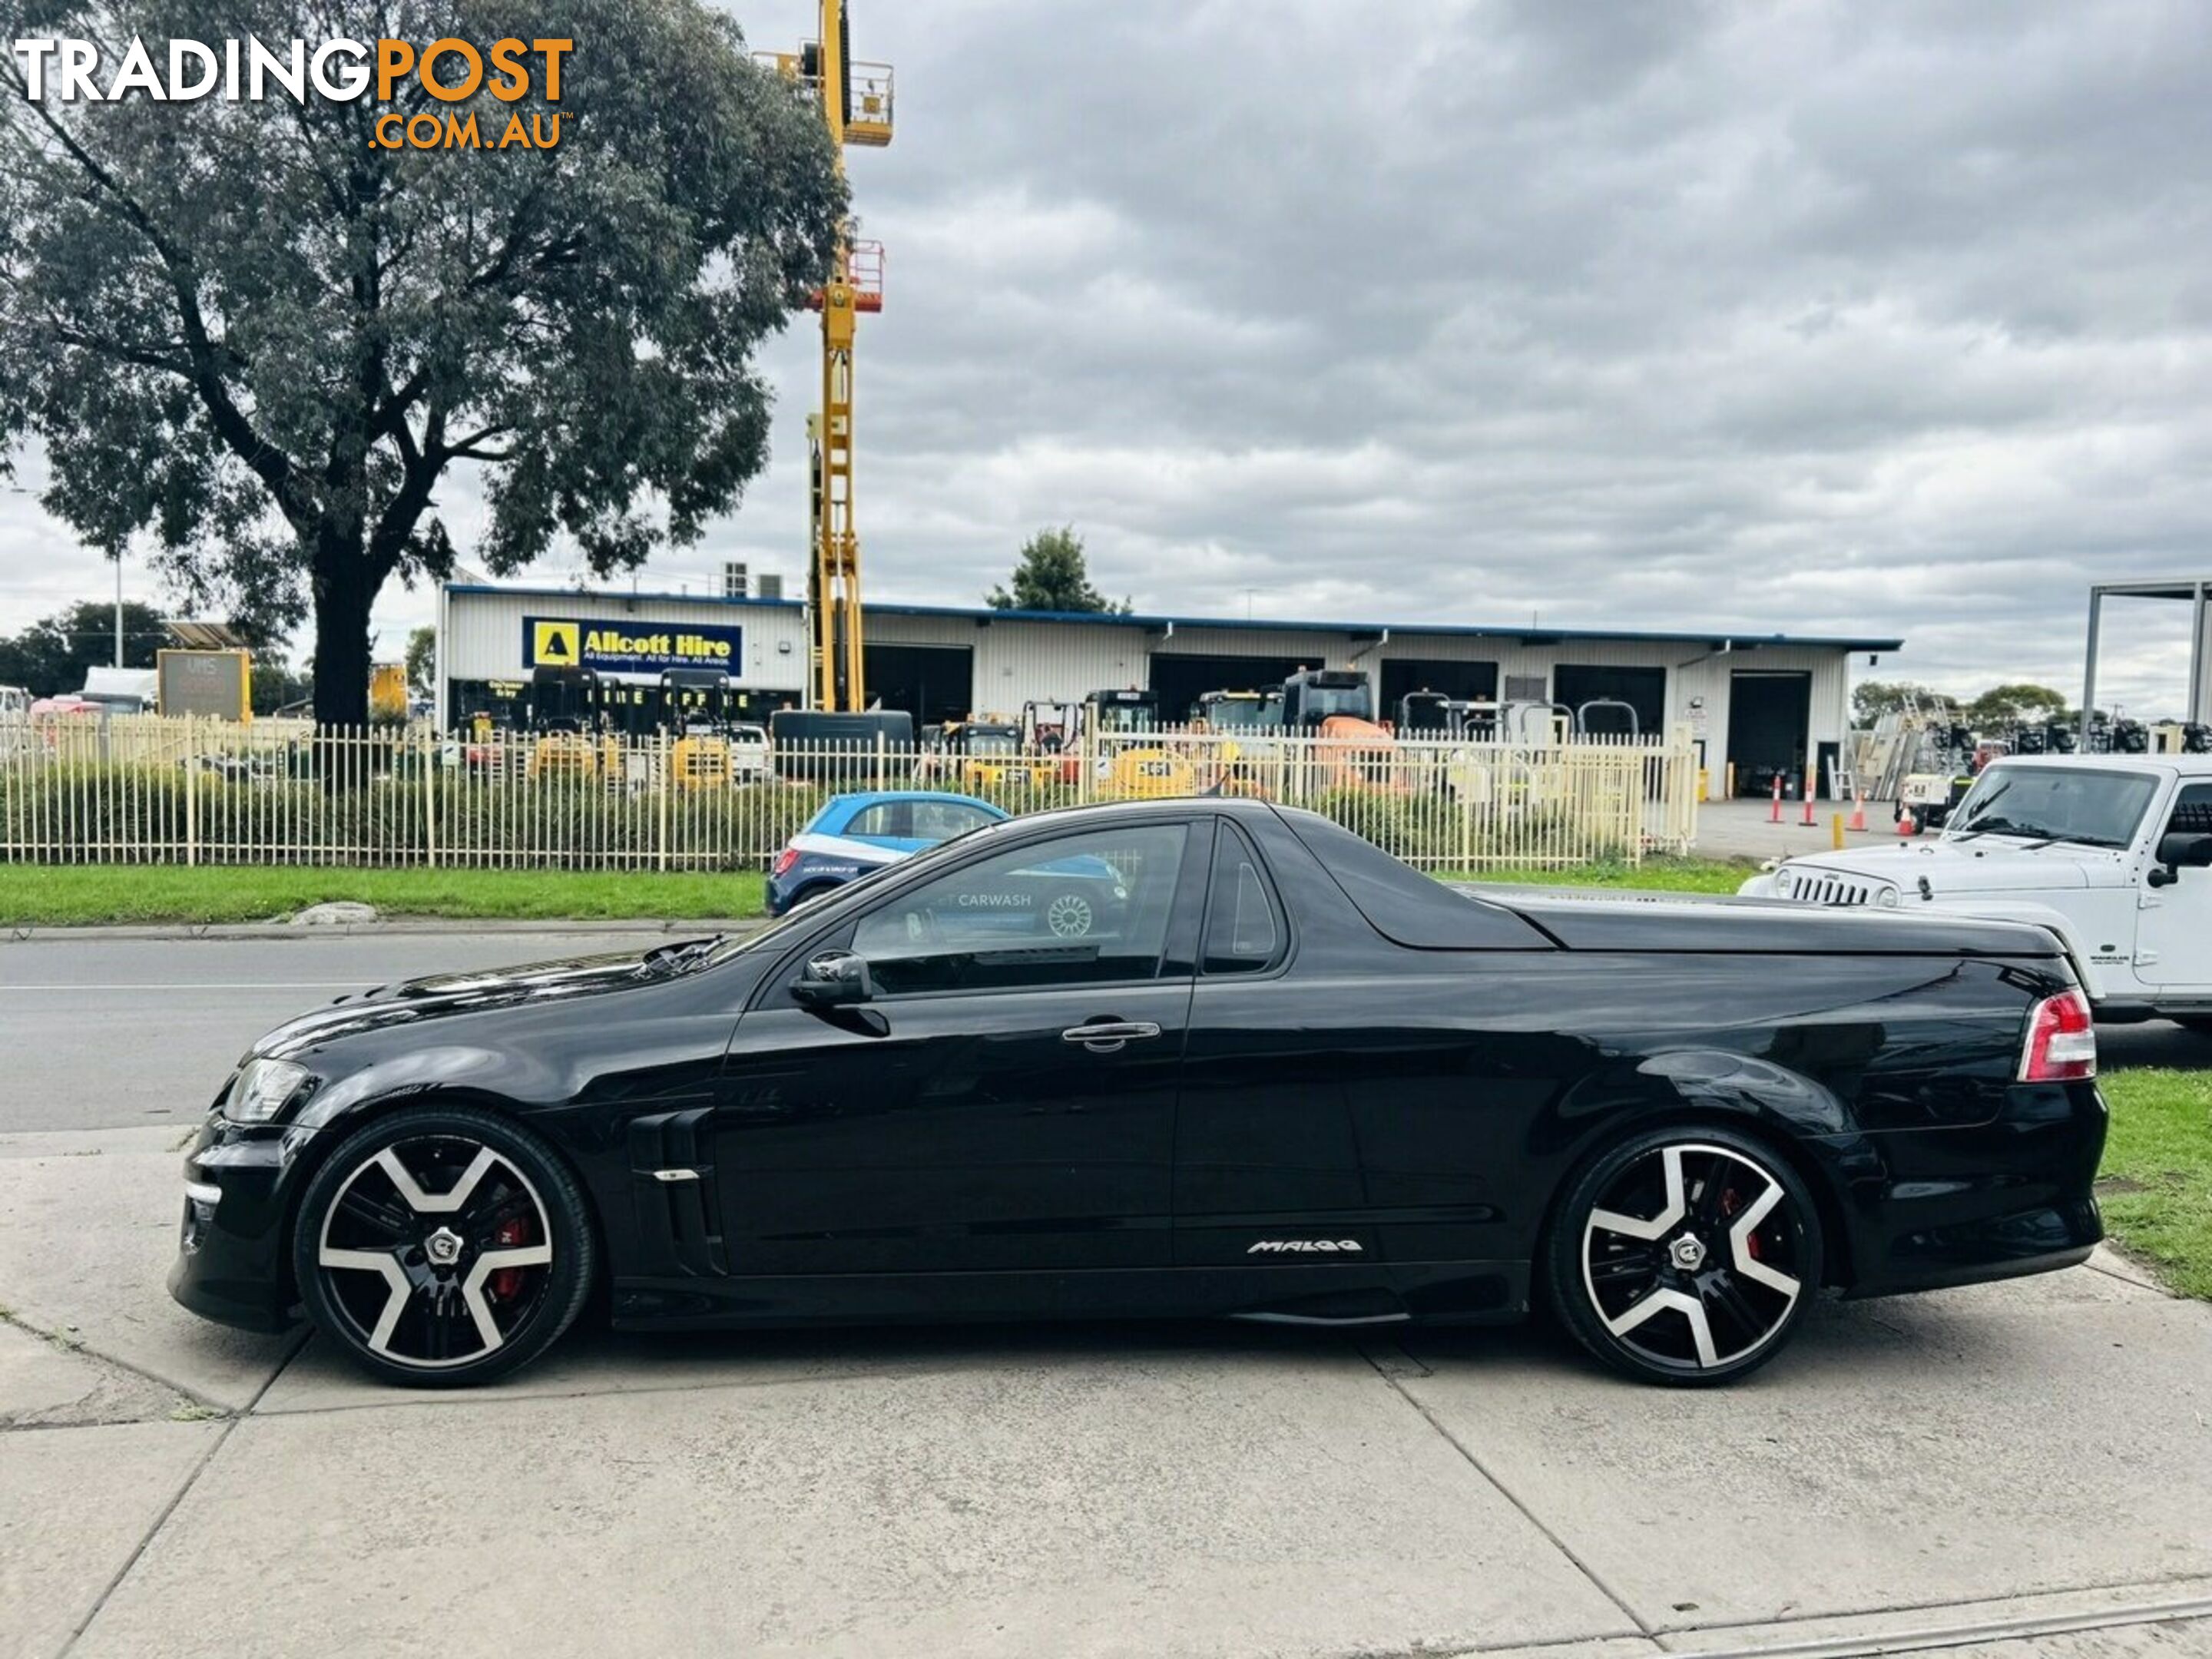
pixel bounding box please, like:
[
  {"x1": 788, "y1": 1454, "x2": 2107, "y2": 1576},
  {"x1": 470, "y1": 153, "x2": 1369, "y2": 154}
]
[{"x1": 762, "y1": 4, "x2": 892, "y2": 713}]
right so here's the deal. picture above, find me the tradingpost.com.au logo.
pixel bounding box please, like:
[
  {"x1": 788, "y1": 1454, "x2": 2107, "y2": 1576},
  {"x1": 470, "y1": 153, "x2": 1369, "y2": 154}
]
[{"x1": 11, "y1": 34, "x2": 572, "y2": 151}]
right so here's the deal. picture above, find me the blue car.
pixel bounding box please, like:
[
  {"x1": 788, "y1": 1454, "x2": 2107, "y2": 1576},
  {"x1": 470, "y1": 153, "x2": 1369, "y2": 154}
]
[{"x1": 767, "y1": 792, "x2": 1009, "y2": 916}]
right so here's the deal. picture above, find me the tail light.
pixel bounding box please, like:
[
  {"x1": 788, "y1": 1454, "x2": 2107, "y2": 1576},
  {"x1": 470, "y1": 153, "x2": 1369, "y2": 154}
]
[
  {"x1": 2020, "y1": 988, "x2": 2096, "y2": 1081},
  {"x1": 771, "y1": 847, "x2": 800, "y2": 879}
]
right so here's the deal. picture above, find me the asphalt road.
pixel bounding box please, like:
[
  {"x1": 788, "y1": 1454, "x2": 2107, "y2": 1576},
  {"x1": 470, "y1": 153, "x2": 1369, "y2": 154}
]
[
  {"x1": 0, "y1": 930, "x2": 675, "y2": 1131},
  {"x1": 3, "y1": 928, "x2": 2204, "y2": 1133}
]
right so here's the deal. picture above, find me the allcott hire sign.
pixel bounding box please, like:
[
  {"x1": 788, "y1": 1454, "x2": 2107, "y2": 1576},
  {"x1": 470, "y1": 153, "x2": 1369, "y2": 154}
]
[{"x1": 524, "y1": 618, "x2": 743, "y2": 676}]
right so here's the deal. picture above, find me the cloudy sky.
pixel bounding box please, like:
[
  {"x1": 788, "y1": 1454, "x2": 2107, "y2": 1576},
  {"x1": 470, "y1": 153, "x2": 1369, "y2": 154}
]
[{"x1": 6, "y1": 0, "x2": 2212, "y2": 712}]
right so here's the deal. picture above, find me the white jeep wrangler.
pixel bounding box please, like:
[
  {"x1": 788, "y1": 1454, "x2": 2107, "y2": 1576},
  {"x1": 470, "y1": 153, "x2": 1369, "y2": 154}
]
[{"x1": 1738, "y1": 753, "x2": 2212, "y2": 1025}]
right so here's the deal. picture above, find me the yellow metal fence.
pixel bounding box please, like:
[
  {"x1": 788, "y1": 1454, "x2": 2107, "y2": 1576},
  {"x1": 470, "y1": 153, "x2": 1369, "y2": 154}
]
[{"x1": 0, "y1": 717, "x2": 1697, "y2": 872}]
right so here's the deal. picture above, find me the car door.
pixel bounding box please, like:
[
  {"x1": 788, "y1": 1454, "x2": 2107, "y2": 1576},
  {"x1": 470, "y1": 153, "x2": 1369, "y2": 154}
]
[
  {"x1": 2135, "y1": 780, "x2": 2212, "y2": 989},
  {"x1": 1174, "y1": 820, "x2": 1383, "y2": 1279},
  {"x1": 715, "y1": 819, "x2": 1206, "y2": 1277}
]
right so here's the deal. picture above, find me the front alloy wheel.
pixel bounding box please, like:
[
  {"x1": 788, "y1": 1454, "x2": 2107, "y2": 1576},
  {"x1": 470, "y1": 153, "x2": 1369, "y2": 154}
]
[
  {"x1": 294, "y1": 1105, "x2": 595, "y2": 1388},
  {"x1": 1549, "y1": 1128, "x2": 1819, "y2": 1386}
]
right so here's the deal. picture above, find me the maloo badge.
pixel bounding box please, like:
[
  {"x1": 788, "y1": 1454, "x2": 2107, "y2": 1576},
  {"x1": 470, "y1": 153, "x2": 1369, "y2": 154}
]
[{"x1": 1247, "y1": 1239, "x2": 1362, "y2": 1253}]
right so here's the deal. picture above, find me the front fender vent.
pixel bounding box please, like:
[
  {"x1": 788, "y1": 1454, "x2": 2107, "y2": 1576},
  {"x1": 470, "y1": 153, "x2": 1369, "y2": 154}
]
[{"x1": 628, "y1": 1108, "x2": 726, "y2": 1277}]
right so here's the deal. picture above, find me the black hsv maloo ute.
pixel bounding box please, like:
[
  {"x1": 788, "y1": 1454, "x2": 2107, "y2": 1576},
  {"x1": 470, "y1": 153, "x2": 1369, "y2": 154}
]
[{"x1": 171, "y1": 799, "x2": 2106, "y2": 1389}]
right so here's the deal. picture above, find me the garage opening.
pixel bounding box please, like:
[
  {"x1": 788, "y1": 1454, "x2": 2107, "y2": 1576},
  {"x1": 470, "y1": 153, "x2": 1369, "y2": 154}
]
[
  {"x1": 1379, "y1": 658, "x2": 1499, "y2": 716},
  {"x1": 1147, "y1": 654, "x2": 1310, "y2": 722},
  {"x1": 1727, "y1": 671, "x2": 1811, "y2": 797},
  {"x1": 1553, "y1": 664, "x2": 1666, "y2": 737},
  {"x1": 863, "y1": 644, "x2": 973, "y2": 728}
]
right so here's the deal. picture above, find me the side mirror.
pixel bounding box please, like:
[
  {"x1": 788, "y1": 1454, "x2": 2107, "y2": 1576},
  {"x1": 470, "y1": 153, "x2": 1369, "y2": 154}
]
[
  {"x1": 2152, "y1": 832, "x2": 2212, "y2": 885},
  {"x1": 792, "y1": 949, "x2": 874, "y2": 1008}
]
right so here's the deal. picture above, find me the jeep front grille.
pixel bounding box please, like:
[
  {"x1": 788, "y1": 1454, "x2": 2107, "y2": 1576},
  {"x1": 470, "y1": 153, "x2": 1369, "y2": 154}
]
[{"x1": 1785, "y1": 874, "x2": 1878, "y2": 907}]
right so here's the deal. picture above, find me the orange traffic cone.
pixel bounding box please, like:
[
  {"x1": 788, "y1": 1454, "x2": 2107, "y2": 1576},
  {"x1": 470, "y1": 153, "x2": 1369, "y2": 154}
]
[
  {"x1": 1769, "y1": 776, "x2": 1783, "y2": 823},
  {"x1": 1898, "y1": 807, "x2": 1917, "y2": 837},
  {"x1": 1848, "y1": 793, "x2": 1867, "y2": 833}
]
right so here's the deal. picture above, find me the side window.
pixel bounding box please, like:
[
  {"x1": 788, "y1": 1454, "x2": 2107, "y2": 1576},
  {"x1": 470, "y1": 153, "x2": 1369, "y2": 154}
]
[
  {"x1": 842, "y1": 802, "x2": 907, "y2": 839},
  {"x1": 909, "y1": 800, "x2": 995, "y2": 841},
  {"x1": 1203, "y1": 826, "x2": 1285, "y2": 974},
  {"x1": 850, "y1": 824, "x2": 1190, "y2": 995},
  {"x1": 2169, "y1": 783, "x2": 2212, "y2": 836}
]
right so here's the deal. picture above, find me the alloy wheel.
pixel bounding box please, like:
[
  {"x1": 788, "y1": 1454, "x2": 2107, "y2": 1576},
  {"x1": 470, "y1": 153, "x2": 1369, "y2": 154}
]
[
  {"x1": 1045, "y1": 893, "x2": 1095, "y2": 937},
  {"x1": 1579, "y1": 1141, "x2": 1806, "y2": 1374},
  {"x1": 316, "y1": 1135, "x2": 555, "y2": 1371}
]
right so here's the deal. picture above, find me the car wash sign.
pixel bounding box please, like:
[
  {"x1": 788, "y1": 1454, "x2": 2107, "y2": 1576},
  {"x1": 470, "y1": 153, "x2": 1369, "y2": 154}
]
[{"x1": 523, "y1": 616, "x2": 743, "y2": 674}]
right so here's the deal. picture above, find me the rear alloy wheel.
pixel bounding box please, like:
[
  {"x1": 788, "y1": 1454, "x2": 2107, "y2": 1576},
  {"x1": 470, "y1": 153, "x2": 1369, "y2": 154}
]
[
  {"x1": 1548, "y1": 1128, "x2": 1820, "y2": 1386},
  {"x1": 294, "y1": 1105, "x2": 594, "y2": 1388}
]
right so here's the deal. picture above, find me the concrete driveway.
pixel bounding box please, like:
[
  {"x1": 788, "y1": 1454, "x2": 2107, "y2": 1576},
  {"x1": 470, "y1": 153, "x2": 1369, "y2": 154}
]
[{"x1": 4, "y1": 932, "x2": 2211, "y2": 1658}]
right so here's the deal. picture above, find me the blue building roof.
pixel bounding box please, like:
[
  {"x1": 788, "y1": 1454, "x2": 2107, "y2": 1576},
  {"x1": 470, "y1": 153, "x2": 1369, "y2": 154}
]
[{"x1": 442, "y1": 583, "x2": 1901, "y2": 653}]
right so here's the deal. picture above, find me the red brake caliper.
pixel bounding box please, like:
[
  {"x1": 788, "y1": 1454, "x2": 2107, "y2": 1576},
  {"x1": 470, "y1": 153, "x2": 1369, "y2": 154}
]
[
  {"x1": 1719, "y1": 1187, "x2": 1760, "y2": 1258},
  {"x1": 490, "y1": 1214, "x2": 532, "y2": 1300}
]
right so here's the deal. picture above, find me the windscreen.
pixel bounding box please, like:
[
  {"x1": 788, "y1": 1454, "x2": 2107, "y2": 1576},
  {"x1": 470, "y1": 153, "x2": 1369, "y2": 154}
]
[
  {"x1": 1092, "y1": 700, "x2": 1157, "y2": 733},
  {"x1": 1301, "y1": 683, "x2": 1372, "y2": 721},
  {"x1": 1947, "y1": 764, "x2": 2157, "y2": 849},
  {"x1": 1205, "y1": 697, "x2": 1280, "y2": 730}
]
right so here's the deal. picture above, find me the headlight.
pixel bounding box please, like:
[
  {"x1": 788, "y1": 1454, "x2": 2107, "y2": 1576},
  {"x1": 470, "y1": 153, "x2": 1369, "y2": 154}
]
[
  {"x1": 1876, "y1": 888, "x2": 1901, "y2": 909},
  {"x1": 224, "y1": 1058, "x2": 316, "y2": 1124}
]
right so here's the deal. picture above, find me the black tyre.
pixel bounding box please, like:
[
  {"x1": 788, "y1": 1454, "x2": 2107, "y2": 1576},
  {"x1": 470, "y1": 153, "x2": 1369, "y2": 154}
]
[
  {"x1": 293, "y1": 1104, "x2": 596, "y2": 1389},
  {"x1": 1545, "y1": 1125, "x2": 1820, "y2": 1387}
]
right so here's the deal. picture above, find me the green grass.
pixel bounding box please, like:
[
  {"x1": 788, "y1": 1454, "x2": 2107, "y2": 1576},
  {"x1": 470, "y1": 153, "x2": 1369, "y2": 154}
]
[
  {"x1": 0, "y1": 852, "x2": 1759, "y2": 926},
  {"x1": 0, "y1": 864, "x2": 765, "y2": 926},
  {"x1": 2096, "y1": 1069, "x2": 2212, "y2": 1300},
  {"x1": 1441, "y1": 856, "x2": 1762, "y2": 896}
]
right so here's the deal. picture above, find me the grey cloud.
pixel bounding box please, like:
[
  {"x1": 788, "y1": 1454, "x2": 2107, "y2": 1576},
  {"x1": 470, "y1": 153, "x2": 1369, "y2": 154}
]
[{"x1": 5, "y1": 0, "x2": 2209, "y2": 714}]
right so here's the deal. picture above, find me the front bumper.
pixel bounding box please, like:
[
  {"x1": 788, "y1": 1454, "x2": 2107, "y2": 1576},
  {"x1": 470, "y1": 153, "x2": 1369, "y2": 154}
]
[{"x1": 166, "y1": 1115, "x2": 314, "y2": 1333}]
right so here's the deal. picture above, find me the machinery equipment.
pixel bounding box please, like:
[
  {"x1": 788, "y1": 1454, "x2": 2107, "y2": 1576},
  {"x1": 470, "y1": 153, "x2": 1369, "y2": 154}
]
[
  {"x1": 1194, "y1": 689, "x2": 1283, "y2": 732},
  {"x1": 1083, "y1": 687, "x2": 1163, "y2": 735},
  {"x1": 368, "y1": 663, "x2": 407, "y2": 724},
  {"x1": 760, "y1": 3, "x2": 893, "y2": 715},
  {"x1": 1081, "y1": 688, "x2": 1190, "y2": 799},
  {"x1": 1280, "y1": 669, "x2": 1374, "y2": 730},
  {"x1": 768, "y1": 707, "x2": 914, "y2": 786},
  {"x1": 922, "y1": 719, "x2": 1058, "y2": 792},
  {"x1": 1021, "y1": 700, "x2": 1084, "y2": 784}
]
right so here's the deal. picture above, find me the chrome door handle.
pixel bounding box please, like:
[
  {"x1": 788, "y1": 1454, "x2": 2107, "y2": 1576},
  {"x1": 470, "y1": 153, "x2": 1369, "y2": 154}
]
[{"x1": 1061, "y1": 1021, "x2": 1162, "y2": 1054}]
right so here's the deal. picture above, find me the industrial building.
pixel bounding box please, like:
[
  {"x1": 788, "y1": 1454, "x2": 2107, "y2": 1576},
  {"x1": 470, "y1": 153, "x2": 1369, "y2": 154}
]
[{"x1": 434, "y1": 580, "x2": 1899, "y2": 797}]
